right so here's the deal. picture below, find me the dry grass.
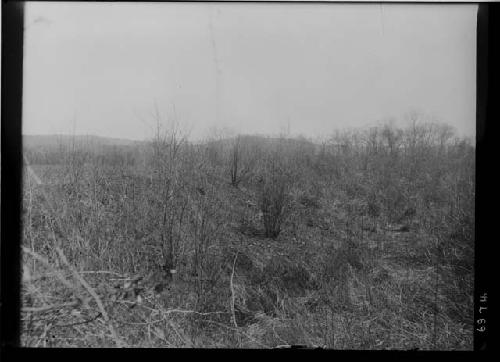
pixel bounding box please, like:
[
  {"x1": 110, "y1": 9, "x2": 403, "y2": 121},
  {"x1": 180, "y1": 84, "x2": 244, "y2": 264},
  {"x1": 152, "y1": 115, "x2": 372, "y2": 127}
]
[{"x1": 21, "y1": 120, "x2": 474, "y2": 349}]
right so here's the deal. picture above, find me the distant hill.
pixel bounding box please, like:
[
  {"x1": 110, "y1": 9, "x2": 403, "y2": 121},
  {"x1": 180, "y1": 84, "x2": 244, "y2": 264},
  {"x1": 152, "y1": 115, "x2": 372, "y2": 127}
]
[
  {"x1": 205, "y1": 134, "x2": 319, "y2": 151},
  {"x1": 23, "y1": 134, "x2": 144, "y2": 149},
  {"x1": 23, "y1": 133, "x2": 321, "y2": 155}
]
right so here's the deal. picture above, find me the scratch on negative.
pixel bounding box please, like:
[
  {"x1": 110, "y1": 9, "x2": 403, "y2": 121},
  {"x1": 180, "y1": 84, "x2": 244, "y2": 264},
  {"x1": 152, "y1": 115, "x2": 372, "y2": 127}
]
[{"x1": 379, "y1": 3, "x2": 385, "y2": 37}]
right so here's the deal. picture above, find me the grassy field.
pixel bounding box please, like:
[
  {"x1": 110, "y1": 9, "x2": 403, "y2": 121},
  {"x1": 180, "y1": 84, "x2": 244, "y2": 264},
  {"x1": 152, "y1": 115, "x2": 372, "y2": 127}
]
[{"x1": 21, "y1": 121, "x2": 474, "y2": 349}]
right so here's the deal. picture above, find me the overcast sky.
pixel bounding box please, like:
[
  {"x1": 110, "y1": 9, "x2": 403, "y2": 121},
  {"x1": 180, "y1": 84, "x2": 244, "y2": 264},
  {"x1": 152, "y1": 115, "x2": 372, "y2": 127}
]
[{"x1": 23, "y1": 2, "x2": 477, "y2": 141}]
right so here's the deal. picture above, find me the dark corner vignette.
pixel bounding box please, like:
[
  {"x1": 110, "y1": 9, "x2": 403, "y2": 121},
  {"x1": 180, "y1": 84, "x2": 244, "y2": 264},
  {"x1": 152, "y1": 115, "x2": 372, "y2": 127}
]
[
  {"x1": 474, "y1": 2, "x2": 494, "y2": 353},
  {"x1": 1, "y1": 0, "x2": 24, "y2": 352}
]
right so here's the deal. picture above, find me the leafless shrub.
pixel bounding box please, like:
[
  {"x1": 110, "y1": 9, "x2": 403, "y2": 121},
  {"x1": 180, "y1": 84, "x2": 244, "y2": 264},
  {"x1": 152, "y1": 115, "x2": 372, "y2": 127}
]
[
  {"x1": 227, "y1": 135, "x2": 259, "y2": 188},
  {"x1": 257, "y1": 148, "x2": 294, "y2": 239}
]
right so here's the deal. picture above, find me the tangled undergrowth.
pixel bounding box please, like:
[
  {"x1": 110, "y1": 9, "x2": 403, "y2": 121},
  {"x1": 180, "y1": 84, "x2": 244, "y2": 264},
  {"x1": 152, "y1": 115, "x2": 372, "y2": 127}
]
[{"x1": 21, "y1": 122, "x2": 474, "y2": 349}]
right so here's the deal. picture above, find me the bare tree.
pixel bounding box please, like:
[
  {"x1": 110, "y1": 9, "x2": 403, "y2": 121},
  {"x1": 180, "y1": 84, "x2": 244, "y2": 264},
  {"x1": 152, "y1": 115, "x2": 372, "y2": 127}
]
[{"x1": 228, "y1": 135, "x2": 256, "y2": 187}]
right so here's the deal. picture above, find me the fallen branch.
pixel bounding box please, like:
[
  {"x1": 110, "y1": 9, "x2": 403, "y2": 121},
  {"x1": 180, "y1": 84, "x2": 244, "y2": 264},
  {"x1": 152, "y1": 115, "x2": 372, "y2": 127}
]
[
  {"x1": 55, "y1": 247, "x2": 126, "y2": 348},
  {"x1": 79, "y1": 270, "x2": 127, "y2": 277},
  {"x1": 230, "y1": 252, "x2": 239, "y2": 329},
  {"x1": 22, "y1": 300, "x2": 80, "y2": 314},
  {"x1": 22, "y1": 247, "x2": 76, "y2": 292},
  {"x1": 54, "y1": 312, "x2": 102, "y2": 328}
]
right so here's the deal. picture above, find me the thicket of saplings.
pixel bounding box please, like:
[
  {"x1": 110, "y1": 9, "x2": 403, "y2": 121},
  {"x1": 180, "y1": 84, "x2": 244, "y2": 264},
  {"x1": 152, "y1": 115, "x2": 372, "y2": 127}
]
[{"x1": 21, "y1": 119, "x2": 474, "y2": 349}]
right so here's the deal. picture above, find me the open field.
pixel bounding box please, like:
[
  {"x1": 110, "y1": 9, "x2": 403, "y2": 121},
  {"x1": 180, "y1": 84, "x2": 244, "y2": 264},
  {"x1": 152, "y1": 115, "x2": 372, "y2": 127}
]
[{"x1": 21, "y1": 121, "x2": 474, "y2": 349}]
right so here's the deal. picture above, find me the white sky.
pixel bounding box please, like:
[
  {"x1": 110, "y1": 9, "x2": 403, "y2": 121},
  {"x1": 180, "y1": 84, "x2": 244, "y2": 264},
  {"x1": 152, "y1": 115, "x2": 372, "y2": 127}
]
[{"x1": 22, "y1": 2, "x2": 477, "y2": 141}]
